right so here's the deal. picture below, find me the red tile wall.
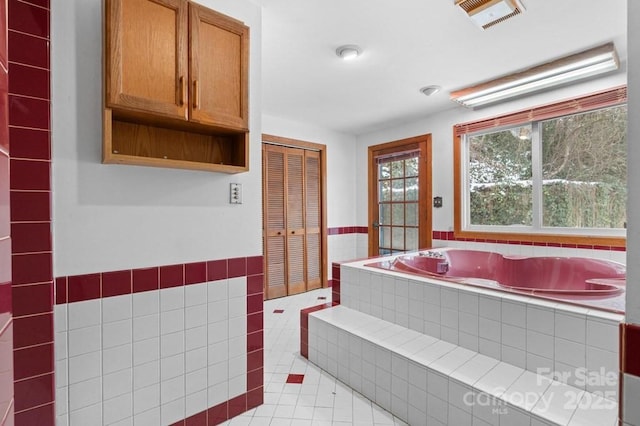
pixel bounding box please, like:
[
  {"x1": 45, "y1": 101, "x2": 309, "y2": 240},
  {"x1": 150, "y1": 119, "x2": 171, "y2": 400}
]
[
  {"x1": 327, "y1": 226, "x2": 367, "y2": 235},
  {"x1": 622, "y1": 323, "x2": 640, "y2": 378},
  {"x1": 7, "y1": 0, "x2": 53, "y2": 424},
  {"x1": 299, "y1": 302, "x2": 336, "y2": 360},
  {"x1": 299, "y1": 262, "x2": 342, "y2": 359},
  {"x1": 329, "y1": 227, "x2": 624, "y2": 252},
  {"x1": 0, "y1": 0, "x2": 13, "y2": 424},
  {"x1": 432, "y1": 230, "x2": 625, "y2": 251}
]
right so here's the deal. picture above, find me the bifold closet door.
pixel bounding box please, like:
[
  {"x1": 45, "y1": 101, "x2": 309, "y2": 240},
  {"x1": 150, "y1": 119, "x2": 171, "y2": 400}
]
[
  {"x1": 263, "y1": 144, "x2": 323, "y2": 299},
  {"x1": 285, "y1": 148, "x2": 306, "y2": 295},
  {"x1": 264, "y1": 145, "x2": 287, "y2": 299},
  {"x1": 305, "y1": 150, "x2": 322, "y2": 291}
]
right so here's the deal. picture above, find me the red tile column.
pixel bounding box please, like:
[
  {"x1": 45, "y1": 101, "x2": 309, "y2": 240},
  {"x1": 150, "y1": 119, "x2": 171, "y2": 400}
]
[
  {"x1": 0, "y1": 0, "x2": 14, "y2": 424},
  {"x1": 622, "y1": 323, "x2": 640, "y2": 376},
  {"x1": 7, "y1": 0, "x2": 53, "y2": 424},
  {"x1": 245, "y1": 255, "x2": 264, "y2": 412}
]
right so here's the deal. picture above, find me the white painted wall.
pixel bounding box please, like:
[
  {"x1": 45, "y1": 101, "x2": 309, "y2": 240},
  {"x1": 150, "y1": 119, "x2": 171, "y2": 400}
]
[
  {"x1": 262, "y1": 114, "x2": 358, "y2": 228},
  {"x1": 624, "y1": 0, "x2": 640, "y2": 414},
  {"x1": 624, "y1": 12, "x2": 640, "y2": 423},
  {"x1": 626, "y1": 0, "x2": 640, "y2": 327},
  {"x1": 52, "y1": 0, "x2": 263, "y2": 276},
  {"x1": 355, "y1": 73, "x2": 627, "y2": 233}
]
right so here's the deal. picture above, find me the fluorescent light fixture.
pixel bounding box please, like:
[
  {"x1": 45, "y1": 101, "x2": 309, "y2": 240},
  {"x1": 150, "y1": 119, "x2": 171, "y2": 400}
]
[
  {"x1": 456, "y1": 0, "x2": 524, "y2": 29},
  {"x1": 450, "y1": 43, "x2": 619, "y2": 108}
]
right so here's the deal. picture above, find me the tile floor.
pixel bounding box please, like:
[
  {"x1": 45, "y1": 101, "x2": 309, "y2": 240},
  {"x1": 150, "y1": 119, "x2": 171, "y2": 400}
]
[{"x1": 221, "y1": 288, "x2": 408, "y2": 426}]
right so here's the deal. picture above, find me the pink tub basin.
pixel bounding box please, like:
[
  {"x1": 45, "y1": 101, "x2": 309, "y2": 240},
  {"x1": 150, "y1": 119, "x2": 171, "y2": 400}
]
[
  {"x1": 497, "y1": 256, "x2": 625, "y2": 294},
  {"x1": 390, "y1": 249, "x2": 625, "y2": 296}
]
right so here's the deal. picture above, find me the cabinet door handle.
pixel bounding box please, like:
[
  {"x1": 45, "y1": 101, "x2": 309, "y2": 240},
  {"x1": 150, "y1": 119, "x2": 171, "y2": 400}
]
[
  {"x1": 179, "y1": 76, "x2": 186, "y2": 106},
  {"x1": 193, "y1": 80, "x2": 199, "y2": 109}
]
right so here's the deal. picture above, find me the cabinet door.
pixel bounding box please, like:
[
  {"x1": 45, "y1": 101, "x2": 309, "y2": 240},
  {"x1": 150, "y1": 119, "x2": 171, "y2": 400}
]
[
  {"x1": 105, "y1": 0, "x2": 188, "y2": 119},
  {"x1": 189, "y1": 3, "x2": 249, "y2": 130}
]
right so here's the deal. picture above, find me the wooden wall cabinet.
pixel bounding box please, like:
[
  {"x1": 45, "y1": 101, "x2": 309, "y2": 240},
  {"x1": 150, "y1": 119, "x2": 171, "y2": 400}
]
[{"x1": 104, "y1": 0, "x2": 250, "y2": 173}]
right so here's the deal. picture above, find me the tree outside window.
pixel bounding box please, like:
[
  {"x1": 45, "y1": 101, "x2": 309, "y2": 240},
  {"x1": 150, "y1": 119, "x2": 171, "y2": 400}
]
[{"x1": 465, "y1": 105, "x2": 627, "y2": 231}]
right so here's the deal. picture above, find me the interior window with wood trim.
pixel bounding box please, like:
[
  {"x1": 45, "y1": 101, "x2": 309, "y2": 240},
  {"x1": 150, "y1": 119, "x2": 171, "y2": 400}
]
[{"x1": 453, "y1": 86, "x2": 627, "y2": 247}]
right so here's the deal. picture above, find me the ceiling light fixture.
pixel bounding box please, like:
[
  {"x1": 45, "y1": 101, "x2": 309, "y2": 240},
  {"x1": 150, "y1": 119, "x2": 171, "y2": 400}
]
[
  {"x1": 450, "y1": 43, "x2": 619, "y2": 108},
  {"x1": 456, "y1": 0, "x2": 525, "y2": 30},
  {"x1": 336, "y1": 45, "x2": 362, "y2": 61},
  {"x1": 420, "y1": 85, "x2": 442, "y2": 96}
]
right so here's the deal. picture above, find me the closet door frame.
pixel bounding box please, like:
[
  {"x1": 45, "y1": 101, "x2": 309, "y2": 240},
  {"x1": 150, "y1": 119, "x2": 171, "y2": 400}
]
[{"x1": 262, "y1": 134, "x2": 328, "y2": 299}]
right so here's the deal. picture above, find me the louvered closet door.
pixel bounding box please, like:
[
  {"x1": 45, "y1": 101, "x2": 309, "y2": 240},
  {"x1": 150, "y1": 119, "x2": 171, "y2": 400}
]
[
  {"x1": 285, "y1": 148, "x2": 306, "y2": 295},
  {"x1": 264, "y1": 145, "x2": 287, "y2": 299},
  {"x1": 305, "y1": 151, "x2": 322, "y2": 290},
  {"x1": 263, "y1": 143, "x2": 323, "y2": 300}
]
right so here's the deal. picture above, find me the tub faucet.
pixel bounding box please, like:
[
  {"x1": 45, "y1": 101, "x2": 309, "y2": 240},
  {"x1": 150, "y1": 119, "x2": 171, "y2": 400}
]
[{"x1": 420, "y1": 250, "x2": 444, "y2": 259}]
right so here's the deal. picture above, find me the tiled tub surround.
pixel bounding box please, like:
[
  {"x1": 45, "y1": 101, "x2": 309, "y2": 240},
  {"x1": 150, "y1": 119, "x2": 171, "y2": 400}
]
[
  {"x1": 304, "y1": 256, "x2": 623, "y2": 425},
  {"x1": 369, "y1": 249, "x2": 626, "y2": 313},
  {"x1": 308, "y1": 307, "x2": 618, "y2": 426},
  {"x1": 54, "y1": 257, "x2": 264, "y2": 426}
]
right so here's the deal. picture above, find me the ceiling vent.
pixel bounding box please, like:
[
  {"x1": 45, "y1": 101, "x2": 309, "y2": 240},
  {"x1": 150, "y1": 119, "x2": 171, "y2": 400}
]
[{"x1": 456, "y1": 0, "x2": 524, "y2": 29}]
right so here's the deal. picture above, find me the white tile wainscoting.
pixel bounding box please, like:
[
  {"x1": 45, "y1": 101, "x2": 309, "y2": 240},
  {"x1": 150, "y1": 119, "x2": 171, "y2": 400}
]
[{"x1": 55, "y1": 278, "x2": 249, "y2": 426}]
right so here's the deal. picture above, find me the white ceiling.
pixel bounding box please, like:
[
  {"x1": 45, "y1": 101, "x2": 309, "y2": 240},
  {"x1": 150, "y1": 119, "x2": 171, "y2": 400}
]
[{"x1": 256, "y1": 0, "x2": 628, "y2": 135}]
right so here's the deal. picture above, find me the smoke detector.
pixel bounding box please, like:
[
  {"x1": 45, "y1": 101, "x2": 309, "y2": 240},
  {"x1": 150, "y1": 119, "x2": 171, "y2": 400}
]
[{"x1": 456, "y1": 0, "x2": 525, "y2": 29}]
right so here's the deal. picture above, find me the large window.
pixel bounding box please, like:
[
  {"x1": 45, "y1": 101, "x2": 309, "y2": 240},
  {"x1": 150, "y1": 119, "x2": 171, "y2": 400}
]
[{"x1": 454, "y1": 87, "x2": 627, "y2": 245}]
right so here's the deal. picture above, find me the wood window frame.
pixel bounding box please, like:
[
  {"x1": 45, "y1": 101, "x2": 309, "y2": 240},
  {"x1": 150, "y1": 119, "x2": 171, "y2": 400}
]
[
  {"x1": 453, "y1": 86, "x2": 627, "y2": 248},
  {"x1": 262, "y1": 134, "x2": 328, "y2": 290}
]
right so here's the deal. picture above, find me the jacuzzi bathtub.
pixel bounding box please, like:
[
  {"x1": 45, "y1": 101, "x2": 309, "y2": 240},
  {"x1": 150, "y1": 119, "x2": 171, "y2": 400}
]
[{"x1": 368, "y1": 248, "x2": 626, "y2": 297}]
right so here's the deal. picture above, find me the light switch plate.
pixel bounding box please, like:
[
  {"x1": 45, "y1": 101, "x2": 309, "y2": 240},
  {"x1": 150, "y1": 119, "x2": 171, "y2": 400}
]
[{"x1": 230, "y1": 183, "x2": 242, "y2": 204}]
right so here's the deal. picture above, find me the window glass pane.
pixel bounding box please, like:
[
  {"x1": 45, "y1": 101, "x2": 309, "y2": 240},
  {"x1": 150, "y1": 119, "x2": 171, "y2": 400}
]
[
  {"x1": 380, "y1": 226, "x2": 391, "y2": 249},
  {"x1": 391, "y1": 160, "x2": 404, "y2": 178},
  {"x1": 392, "y1": 227, "x2": 404, "y2": 250},
  {"x1": 391, "y1": 179, "x2": 404, "y2": 201},
  {"x1": 406, "y1": 228, "x2": 418, "y2": 251},
  {"x1": 541, "y1": 106, "x2": 627, "y2": 228},
  {"x1": 405, "y1": 157, "x2": 419, "y2": 177},
  {"x1": 392, "y1": 204, "x2": 404, "y2": 226},
  {"x1": 457, "y1": 90, "x2": 627, "y2": 238},
  {"x1": 379, "y1": 180, "x2": 391, "y2": 202},
  {"x1": 406, "y1": 203, "x2": 418, "y2": 226},
  {"x1": 379, "y1": 163, "x2": 390, "y2": 179},
  {"x1": 468, "y1": 125, "x2": 533, "y2": 226},
  {"x1": 406, "y1": 177, "x2": 418, "y2": 201},
  {"x1": 379, "y1": 204, "x2": 391, "y2": 226}
]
